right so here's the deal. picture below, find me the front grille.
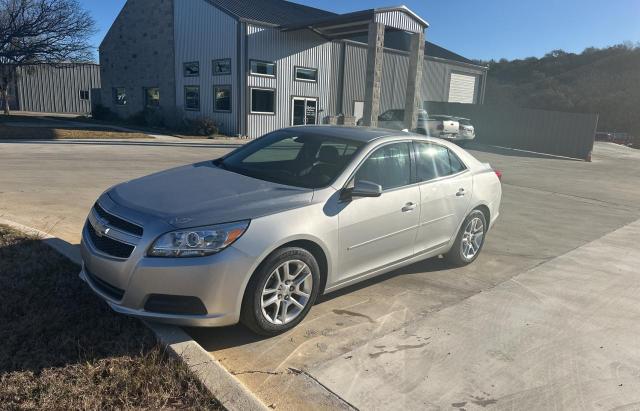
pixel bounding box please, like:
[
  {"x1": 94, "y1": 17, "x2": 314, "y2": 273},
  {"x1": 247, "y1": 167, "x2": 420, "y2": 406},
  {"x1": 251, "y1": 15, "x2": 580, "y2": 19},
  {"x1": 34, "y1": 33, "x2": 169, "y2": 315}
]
[
  {"x1": 85, "y1": 267, "x2": 125, "y2": 301},
  {"x1": 94, "y1": 203, "x2": 143, "y2": 237},
  {"x1": 88, "y1": 223, "x2": 135, "y2": 259}
]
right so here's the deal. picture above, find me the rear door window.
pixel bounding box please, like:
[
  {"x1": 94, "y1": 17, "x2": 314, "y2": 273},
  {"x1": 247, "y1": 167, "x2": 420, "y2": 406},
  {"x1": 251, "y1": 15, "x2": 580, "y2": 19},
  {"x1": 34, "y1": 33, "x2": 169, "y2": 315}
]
[{"x1": 415, "y1": 142, "x2": 467, "y2": 181}]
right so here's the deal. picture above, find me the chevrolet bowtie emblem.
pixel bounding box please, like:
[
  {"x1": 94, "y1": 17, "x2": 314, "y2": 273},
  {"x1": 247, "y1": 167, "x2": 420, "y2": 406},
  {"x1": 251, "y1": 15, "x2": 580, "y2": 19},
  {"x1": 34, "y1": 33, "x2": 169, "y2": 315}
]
[{"x1": 93, "y1": 216, "x2": 110, "y2": 237}]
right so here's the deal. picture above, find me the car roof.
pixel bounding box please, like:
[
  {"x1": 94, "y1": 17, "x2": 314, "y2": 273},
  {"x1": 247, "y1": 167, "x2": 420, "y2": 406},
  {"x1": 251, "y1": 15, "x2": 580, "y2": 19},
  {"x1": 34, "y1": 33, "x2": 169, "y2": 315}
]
[{"x1": 280, "y1": 125, "x2": 406, "y2": 143}]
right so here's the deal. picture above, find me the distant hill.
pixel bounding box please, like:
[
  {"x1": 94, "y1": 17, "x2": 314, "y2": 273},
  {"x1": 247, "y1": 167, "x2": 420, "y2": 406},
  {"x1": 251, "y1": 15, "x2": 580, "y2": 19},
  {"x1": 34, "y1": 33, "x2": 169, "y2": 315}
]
[{"x1": 480, "y1": 44, "x2": 640, "y2": 137}]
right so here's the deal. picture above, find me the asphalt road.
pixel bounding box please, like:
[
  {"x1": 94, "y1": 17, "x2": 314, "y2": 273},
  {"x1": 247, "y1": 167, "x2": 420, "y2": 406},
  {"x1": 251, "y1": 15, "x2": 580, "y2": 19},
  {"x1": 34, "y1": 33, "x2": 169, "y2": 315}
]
[{"x1": 1, "y1": 140, "x2": 639, "y2": 409}]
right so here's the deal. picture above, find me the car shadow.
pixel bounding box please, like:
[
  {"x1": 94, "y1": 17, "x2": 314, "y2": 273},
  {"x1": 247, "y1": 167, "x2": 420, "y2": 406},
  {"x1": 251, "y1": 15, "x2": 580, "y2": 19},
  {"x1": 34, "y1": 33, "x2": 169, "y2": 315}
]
[
  {"x1": 465, "y1": 142, "x2": 584, "y2": 161},
  {"x1": 187, "y1": 255, "x2": 454, "y2": 351}
]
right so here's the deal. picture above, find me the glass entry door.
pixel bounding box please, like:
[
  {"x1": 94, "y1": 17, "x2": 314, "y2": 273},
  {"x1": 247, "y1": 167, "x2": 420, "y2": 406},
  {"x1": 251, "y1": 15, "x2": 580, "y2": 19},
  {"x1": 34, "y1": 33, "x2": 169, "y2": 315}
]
[{"x1": 291, "y1": 97, "x2": 318, "y2": 126}]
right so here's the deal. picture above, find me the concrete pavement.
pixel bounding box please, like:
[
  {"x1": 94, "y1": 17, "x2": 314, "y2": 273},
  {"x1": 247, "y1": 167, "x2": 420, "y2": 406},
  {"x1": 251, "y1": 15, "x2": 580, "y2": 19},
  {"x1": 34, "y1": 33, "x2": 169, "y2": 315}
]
[
  {"x1": 311, "y1": 218, "x2": 640, "y2": 410},
  {"x1": 1, "y1": 140, "x2": 639, "y2": 409}
]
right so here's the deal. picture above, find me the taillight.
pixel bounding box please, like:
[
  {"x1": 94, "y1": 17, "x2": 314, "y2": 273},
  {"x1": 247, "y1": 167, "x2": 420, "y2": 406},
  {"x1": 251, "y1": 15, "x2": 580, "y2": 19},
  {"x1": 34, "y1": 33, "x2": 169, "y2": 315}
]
[
  {"x1": 437, "y1": 124, "x2": 444, "y2": 131},
  {"x1": 494, "y1": 169, "x2": 503, "y2": 181}
]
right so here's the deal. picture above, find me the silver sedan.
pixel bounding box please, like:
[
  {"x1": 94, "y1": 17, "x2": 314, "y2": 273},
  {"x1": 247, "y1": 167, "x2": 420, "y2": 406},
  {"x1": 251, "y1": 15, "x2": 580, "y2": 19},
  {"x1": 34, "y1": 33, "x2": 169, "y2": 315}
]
[{"x1": 80, "y1": 126, "x2": 502, "y2": 335}]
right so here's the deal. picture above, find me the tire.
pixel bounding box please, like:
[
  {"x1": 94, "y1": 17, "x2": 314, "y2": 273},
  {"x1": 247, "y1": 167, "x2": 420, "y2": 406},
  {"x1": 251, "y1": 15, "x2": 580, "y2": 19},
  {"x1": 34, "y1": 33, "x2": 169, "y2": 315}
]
[
  {"x1": 240, "y1": 247, "x2": 321, "y2": 336},
  {"x1": 445, "y1": 210, "x2": 487, "y2": 267}
]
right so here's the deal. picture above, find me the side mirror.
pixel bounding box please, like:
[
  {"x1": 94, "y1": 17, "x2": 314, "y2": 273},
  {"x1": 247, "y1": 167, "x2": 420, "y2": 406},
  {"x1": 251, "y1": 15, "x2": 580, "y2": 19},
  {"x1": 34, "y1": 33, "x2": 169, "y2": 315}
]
[{"x1": 341, "y1": 180, "x2": 382, "y2": 201}]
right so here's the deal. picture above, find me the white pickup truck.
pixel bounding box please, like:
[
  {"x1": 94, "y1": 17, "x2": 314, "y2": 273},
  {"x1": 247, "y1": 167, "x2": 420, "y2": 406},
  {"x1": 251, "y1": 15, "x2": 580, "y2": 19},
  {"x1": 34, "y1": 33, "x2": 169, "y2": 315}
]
[{"x1": 374, "y1": 109, "x2": 460, "y2": 140}]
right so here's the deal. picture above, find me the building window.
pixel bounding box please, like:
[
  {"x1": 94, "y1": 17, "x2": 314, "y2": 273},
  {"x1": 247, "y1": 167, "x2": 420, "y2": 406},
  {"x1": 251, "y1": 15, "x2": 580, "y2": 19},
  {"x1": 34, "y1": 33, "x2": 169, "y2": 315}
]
[
  {"x1": 212, "y1": 58, "x2": 231, "y2": 75},
  {"x1": 214, "y1": 85, "x2": 231, "y2": 112},
  {"x1": 113, "y1": 87, "x2": 127, "y2": 105},
  {"x1": 294, "y1": 67, "x2": 318, "y2": 82},
  {"x1": 183, "y1": 61, "x2": 200, "y2": 77},
  {"x1": 79, "y1": 90, "x2": 90, "y2": 100},
  {"x1": 184, "y1": 86, "x2": 200, "y2": 111},
  {"x1": 144, "y1": 87, "x2": 160, "y2": 108},
  {"x1": 250, "y1": 88, "x2": 275, "y2": 114},
  {"x1": 250, "y1": 60, "x2": 276, "y2": 77}
]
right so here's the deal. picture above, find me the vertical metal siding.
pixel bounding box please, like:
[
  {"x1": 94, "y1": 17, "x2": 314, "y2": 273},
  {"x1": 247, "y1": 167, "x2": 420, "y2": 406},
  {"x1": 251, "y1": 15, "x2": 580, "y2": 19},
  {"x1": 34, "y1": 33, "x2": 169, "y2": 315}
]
[
  {"x1": 341, "y1": 42, "x2": 367, "y2": 116},
  {"x1": 16, "y1": 64, "x2": 100, "y2": 113},
  {"x1": 174, "y1": 0, "x2": 238, "y2": 134},
  {"x1": 342, "y1": 43, "x2": 412, "y2": 116},
  {"x1": 422, "y1": 59, "x2": 447, "y2": 102},
  {"x1": 375, "y1": 11, "x2": 422, "y2": 33},
  {"x1": 246, "y1": 24, "x2": 336, "y2": 138}
]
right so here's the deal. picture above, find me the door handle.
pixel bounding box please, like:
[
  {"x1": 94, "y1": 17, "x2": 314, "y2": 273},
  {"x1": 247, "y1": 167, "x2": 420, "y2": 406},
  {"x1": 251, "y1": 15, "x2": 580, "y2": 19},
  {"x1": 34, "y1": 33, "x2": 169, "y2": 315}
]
[
  {"x1": 402, "y1": 202, "x2": 417, "y2": 212},
  {"x1": 456, "y1": 188, "x2": 466, "y2": 197}
]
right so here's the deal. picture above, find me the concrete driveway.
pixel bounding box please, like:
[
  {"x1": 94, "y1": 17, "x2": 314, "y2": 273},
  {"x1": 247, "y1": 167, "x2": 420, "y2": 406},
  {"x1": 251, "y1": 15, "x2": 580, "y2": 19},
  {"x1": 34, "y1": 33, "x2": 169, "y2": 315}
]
[{"x1": 1, "y1": 140, "x2": 639, "y2": 409}]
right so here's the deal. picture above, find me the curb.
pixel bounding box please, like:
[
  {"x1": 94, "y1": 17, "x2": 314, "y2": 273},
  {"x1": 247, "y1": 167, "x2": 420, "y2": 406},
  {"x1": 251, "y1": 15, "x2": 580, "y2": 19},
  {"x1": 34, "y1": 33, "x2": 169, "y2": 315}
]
[{"x1": 0, "y1": 217, "x2": 267, "y2": 411}]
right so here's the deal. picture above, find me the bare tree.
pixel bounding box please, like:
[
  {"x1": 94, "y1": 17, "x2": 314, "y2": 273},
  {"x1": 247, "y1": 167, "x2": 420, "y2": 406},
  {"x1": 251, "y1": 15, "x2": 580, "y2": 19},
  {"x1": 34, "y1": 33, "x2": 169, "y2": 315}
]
[{"x1": 0, "y1": 0, "x2": 95, "y2": 114}]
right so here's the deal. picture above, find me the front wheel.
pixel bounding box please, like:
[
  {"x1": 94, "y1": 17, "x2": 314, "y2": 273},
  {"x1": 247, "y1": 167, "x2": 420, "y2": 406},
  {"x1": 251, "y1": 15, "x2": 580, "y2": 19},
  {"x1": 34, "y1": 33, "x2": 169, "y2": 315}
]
[
  {"x1": 240, "y1": 247, "x2": 320, "y2": 336},
  {"x1": 445, "y1": 210, "x2": 487, "y2": 266}
]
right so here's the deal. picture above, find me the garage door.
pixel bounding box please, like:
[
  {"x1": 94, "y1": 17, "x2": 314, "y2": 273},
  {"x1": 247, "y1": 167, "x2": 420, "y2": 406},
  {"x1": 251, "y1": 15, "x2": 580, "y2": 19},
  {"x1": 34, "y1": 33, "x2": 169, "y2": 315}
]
[{"x1": 448, "y1": 73, "x2": 477, "y2": 103}]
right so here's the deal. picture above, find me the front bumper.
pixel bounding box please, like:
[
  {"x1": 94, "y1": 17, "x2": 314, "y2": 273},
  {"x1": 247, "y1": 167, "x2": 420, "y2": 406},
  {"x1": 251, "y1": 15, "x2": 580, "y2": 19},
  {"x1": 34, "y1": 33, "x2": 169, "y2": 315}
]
[{"x1": 80, "y1": 222, "x2": 255, "y2": 327}]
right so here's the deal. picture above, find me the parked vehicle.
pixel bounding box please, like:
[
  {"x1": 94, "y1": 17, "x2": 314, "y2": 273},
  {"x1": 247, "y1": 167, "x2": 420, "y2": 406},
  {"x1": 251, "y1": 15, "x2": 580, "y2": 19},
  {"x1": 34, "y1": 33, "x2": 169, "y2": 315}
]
[
  {"x1": 80, "y1": 126, "x2": 502, "y2": 335},
  {"x1": 424, "y1": 114, "x2": 460, "y2": 139},
  {"x1": 595, "y1": 132, "x2": 614, "y2": 142},
  {"x1": 455, "y1": 117, "x2": 476, "y2": 142},
  {"x1": 375, "y1": 109, "x2": 461, "y2": 140}
]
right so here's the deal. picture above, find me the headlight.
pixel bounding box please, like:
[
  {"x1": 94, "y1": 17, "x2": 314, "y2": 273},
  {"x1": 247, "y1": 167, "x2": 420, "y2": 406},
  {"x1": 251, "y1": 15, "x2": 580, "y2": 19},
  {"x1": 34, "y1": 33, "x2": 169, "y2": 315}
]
[{"x1": 148, "y1": 220, "x2": 250, "y2": 257}]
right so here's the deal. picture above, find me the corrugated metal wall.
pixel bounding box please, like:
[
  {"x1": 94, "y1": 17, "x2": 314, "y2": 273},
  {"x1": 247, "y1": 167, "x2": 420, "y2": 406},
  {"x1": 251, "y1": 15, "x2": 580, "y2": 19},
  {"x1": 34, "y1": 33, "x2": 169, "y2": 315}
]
[
  {"x1": 246, "y1": 24, "x2": 336, "y2": 138},
  {"x1": 16, "y1": 64, "x2": 100, "y2": 113},
  {"x1": 340, "y1": 42, "x2": 485, "y2": 120},
  {"x1": 422, "y1": 59, "x2": 448, "y2": 101},
  {"x1": 375, "y1": 11, "x2": 423, "y2": 34},
  {"x1": 174, "y1": 0, "x2": 238, "y2": 134}
]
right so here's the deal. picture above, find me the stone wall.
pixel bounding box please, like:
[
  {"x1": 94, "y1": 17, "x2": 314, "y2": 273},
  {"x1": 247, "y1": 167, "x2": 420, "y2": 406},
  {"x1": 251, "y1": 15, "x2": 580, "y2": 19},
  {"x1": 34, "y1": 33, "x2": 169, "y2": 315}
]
[{"x1": 99, "y1": 0, "x2": 177, "y2": 125}]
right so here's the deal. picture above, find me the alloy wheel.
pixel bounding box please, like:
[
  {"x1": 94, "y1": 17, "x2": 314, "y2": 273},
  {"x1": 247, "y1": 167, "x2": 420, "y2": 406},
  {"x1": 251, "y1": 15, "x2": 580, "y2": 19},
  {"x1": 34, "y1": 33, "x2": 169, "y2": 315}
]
[
  {"x1": 261, "y1": 259, "x2": 314, "y2": 325},
  {"x1": 461, "y1": 217, "x2": 485, "y2": 260}
]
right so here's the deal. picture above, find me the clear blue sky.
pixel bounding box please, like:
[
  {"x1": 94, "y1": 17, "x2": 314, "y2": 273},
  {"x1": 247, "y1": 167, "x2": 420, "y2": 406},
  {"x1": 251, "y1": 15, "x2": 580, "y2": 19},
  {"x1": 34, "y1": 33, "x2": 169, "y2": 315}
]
[{"x1": 81, "y1": 0, "x2": 640, "y2": 61}]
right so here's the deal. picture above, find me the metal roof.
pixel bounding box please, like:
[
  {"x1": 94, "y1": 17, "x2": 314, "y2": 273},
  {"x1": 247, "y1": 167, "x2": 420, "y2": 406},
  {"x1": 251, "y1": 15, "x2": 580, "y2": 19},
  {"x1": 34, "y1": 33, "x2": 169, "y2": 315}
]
[
  {"x1": 425, "y1": 41, "x2": 479, "y2": 66},
  {"x1": 207, "y1": 0, "x2": 336, "y2": 26},
  {"x1": 205, "y1": 0, "x2": 480, "y2": 67}
]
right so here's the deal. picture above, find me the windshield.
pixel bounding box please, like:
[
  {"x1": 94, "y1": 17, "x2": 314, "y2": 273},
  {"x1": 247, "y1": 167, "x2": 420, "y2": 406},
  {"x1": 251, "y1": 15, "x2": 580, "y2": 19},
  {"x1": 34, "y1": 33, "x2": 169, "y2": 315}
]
[{"x1": 215, "y1": 130, "x2": 364, "y2": 189}]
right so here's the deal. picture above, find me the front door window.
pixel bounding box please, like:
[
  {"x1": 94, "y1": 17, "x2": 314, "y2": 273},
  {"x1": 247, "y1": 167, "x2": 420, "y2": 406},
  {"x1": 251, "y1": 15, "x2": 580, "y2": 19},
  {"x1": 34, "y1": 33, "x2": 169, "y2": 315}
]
[{"x1": 291, "y1": 97, "x2": 318, "y2": 126}]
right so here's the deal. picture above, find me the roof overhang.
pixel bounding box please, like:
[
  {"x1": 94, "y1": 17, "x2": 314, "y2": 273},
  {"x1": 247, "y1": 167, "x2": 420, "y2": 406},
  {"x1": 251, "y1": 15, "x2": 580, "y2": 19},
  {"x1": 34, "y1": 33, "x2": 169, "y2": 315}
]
[{"x1": 280, "y1": 4, "x2": 428, "y2": 39}]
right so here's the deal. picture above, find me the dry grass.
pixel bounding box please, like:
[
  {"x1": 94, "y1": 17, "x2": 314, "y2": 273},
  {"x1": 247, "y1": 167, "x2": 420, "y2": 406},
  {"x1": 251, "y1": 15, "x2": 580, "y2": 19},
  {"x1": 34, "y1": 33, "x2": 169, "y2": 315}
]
[
  {"x1": 0, "y1": 124, "x2": 151, "y2": 140},
  {"x1": 0, "y1": 225, "x2": 220, "y2": 410}
]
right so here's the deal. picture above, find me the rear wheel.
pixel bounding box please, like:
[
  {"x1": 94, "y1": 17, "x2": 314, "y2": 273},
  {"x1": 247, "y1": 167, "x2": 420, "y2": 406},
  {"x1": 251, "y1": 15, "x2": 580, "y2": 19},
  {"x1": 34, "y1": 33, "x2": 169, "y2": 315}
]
[
  {"x1": 241, "y1": 247, "x2": 320, "y2": 336},
  {"x1": 445, "y1": 210, "x2": 487, "y2": 266}
]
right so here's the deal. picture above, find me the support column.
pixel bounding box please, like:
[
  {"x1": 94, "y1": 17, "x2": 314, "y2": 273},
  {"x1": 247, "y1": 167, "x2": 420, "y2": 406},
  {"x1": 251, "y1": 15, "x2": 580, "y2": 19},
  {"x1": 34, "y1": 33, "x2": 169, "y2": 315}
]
[
  {"x1": 362, "y1": 22, "x2": 385, "y2": 127},
  {"x1": 403, "y1": 30, "x2": 425, "y2": 131}
]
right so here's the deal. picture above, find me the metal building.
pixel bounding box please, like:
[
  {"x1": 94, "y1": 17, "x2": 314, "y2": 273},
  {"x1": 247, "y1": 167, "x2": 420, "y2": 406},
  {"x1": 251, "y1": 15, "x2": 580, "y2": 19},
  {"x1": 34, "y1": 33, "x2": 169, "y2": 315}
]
[
  {"x1": 3, "y1": 64, "x2": 101, "y2": 114},
  {"x1": 100, "y1": 0, "x2": 487, "y2": 137}
]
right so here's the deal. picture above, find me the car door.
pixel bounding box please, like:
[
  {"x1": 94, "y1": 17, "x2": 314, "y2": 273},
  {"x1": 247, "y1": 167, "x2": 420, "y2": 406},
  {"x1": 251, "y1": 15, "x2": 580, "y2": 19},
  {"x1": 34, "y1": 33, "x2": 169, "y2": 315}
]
[
  {"x1": 337, "y1": 142, "x2": 420, "y2": 281},
  {"x1": 413, "y1": 142, "x2": 472, "y2": 254}
]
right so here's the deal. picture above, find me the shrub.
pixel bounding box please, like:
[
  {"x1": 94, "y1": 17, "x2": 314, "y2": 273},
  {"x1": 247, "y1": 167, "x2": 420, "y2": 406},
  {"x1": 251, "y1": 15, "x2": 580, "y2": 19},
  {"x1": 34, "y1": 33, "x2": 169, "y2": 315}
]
[
  {"x1": 127, "y1": 108, "x2": 166, "y2": 128},
  {"x1": 183, "y1": 117, "x2": 219, "y2": 136},
  {"x1": 91, "y1": 104, "x2": 117, "y2": 121}
]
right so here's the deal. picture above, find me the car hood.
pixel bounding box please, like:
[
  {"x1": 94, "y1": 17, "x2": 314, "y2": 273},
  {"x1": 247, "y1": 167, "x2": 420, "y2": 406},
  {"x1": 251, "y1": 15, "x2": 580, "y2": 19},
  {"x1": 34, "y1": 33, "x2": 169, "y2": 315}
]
[{"x1": 107, "y1": 161, "x2": 314, "y2": 228}]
